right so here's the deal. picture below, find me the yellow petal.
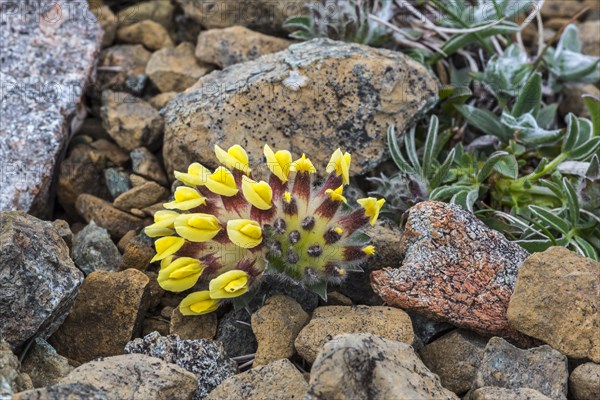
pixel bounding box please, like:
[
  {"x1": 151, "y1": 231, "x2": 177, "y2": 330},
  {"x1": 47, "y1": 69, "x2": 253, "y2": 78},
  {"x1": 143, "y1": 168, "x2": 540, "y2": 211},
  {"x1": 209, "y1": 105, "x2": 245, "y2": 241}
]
[
  {"x1": 158, "y1": 257, "x2": 204, "y2": 292},
  {"x1": 215, "y1": 144, "x2": 250, "y2": 174},
  {"x1": 145, "y1": 210, "x2": 179, "y2": 237},
  {"x1": 325, "y1": 185, "x2": 347, "y2": 203},
  {"x1": 180, "y1": 291, "x2": 220, "y2": 315},
  {"x1": 205, "y1": 167, "x2": 239, "y2": 197},
  {"x1": 357, "y1": 197, "x2": 386, "y2": 225},
  {"x1": 283, "y1": 191, "x2": 292, "y2": 203},
  {"x1": 334, "y1": 227, "x2": 344, "y2": 235},
  {"x1": 209, "y1": 270, "x2": 250, "y2": 299},
  {"x1": 174, "y1": 213, "x2": 222, "y2": 242},
  {"x1": 164, "y1": 186, "x2": 206, "y2": 210},
  {"x1": 326, "y1": 149, "x2": 351, "y2": 185},
  {"x1": 290, "y1": 153, "x2": 316, "y2": 174},
  {"x1": 264, "y1": 144, "x2": 292, "y2": 183},
  {"x1": 227, "y1": 219, "x2": 262, "y2": 248},
  {"x1": 242, "y1": 176, "x2": 272, "y2": 210},
  {"x1": 362, "y1": 245, "x2": 376, "y2": 256},
  {"x1": 150, "y1": 236, "x2": 185, "y2": 262},
  {"x1": 174, "y1": 163, "x2": 211, "y2": 187}
]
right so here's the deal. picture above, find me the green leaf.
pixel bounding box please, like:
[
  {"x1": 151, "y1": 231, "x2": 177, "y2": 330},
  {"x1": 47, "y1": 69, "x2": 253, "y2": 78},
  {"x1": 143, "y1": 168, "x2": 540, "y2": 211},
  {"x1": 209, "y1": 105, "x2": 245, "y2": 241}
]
[
  {"x1": 430, "y1": 185, "x2": 466, "y2": 201},
  {"x1": 493, "y1": 154, "x2": 518, "y2": 179},
  {"x1": 562, "y1": 114, "x2": 580, "y2": 152},
  {"x1": 456, "y1": 104, "x2": 510, "y2": 141},
  {"x1": 572, "y1": 237, "x2": 598, "y2": 260},
  {"x1": 582, "y1": 95, "x2": 600, "y2": 136},
  {"x1": 536, "y1": 104, "x2": 558, "y2": 129},
  {"x1": 562, "y1": 177, "x2": 580, "y2": 226},
  {"x1": 512, "y1": 72, "x2": 542, "y2": 117},
  {"x1": 283, "y1": 16, "x2": 311, "y2": 30},
  {"x1": 501, "y1": 112, "x2": 563, "y2": 146},
  {"x1": 478, "y1": 151, "x2": 509, "y2": 182},
  {"x1": 515, "y1": 238, "x2": 554, "y2": 253},
  {"x1": 387, "y1": 125, "x2": 414, "y2": 174},
  {"x1": 569, "y1": 137, "x2": 600, "y2": 160},
  {"x1": 423, "y1": 116, "x2": 439, "y2": 178},
  {"x1": 307, "y1": 281, "x2": 328, "y2": 301},
  {"x1": 529, "y1": 205, "x2": 570, "y2": 235},
  {"x1": 430, "y1": 148, "x2": 456, "y2": 189},
  {"x1": 451, "y1": 188, "x2": 479, "y2": 212},
  {"x1": 406, "y1": 125, "x2": 421, "y2": 175},
  {"x1": 557, "y1": 24, "x2": 582, "y2": 53}
]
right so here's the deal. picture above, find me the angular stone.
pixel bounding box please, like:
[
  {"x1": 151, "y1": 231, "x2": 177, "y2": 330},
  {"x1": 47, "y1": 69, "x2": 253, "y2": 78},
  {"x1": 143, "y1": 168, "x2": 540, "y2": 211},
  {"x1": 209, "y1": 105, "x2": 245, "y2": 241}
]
[
  {"x1": 0, "y1": 340, "x2": 30, "y2": 397},
  {"x1": 163, "y1": 38, "x2": 438, "y2": 177},
  {"x1": 131, "y1": 147, "x2": 169, "y2": 186},
  {"x1": 471, "y1": 387, "x2": 552, "y2": 400},
  {"x1": 103, "y1": 168, "x2": 132, "y2": 199},
  {"x1": 371, "y1": 201, "x2": 531, "y2": 343},
  {"x1": 170, "y1": 308, "x2": 217, "y2": 340},
  {"x1": 116, "y1": 0, "x2": 175, "y2": 30},
  {"x1": 508, "y1": 247, "x2": 600, "y2": 362},
  {"x1": 149, "y1": 92, "x2": 178, "y2": 109},
  {"x1": 89, "y1": 139, "x2": 130, "y2": 167},
  {"x1": 0, "y1": 0, "x2": 102, "y2": 217},
  {"x1": 196, "y1": 26, "x2": 291, "y2": 68},
  {"x1": 72, "y1": 221, "x2": 121, "y2": 276},
  {"x1": 76, "y1": 194, "x2": 145, "y2": 239},
  {"x1": 306, "y1": 333, "x2": 458, "y2": 400},
  {"x1": 116, "y1": 20, "x2": 174, "y2": 50},
  {"x1": 117, "y1": 234, "x2": 155, "y2": 271},
  {"x1": 97, "y1": 45, "x2": 151, "y2": 94},
  {"x1": 295, "y1": 305, "x2": 414, "y2": 364},
  {"x1": 206, "y1": 358, "x2": 307, "y2": 400},
  {"x1": 215, "y1": 307, "x2": 257, "y2": 358},
  {"x1": 472, "y1": 337, "x2": 568, "y2": 400},
  {"x1": 12, "y1": 383, "x2": 107, "y2": 400},
  {"x1": 50, "y1": 269, "x2": 150, "y2": 363},
  {"x1": 0, "y1": 212, "x2": 83, "y2": 352},
  {"x1": 113, "y1": 182, "x2": 169, "y2": 211},
  {"x1": 21, "y1": 338, "x2": 74, "y2": 388},
  {"x1": 60, "y1": 354, "x2": 197, "y2": 400},
  {"x1": 569, "y1": 363, "x2": 600, "y2": 400}
]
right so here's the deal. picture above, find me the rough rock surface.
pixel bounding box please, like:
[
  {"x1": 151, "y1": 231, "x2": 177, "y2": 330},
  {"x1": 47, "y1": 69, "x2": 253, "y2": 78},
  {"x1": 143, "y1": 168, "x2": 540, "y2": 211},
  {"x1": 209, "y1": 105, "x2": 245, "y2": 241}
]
[
  {"x1": 96, "y1": 45, "x2": 151, "y2": 94},
  {"x1": 1, "y1": 340, "x2": 31, "y2": 397},
  {"x1": 117, "y1": 234, "x2": 155, "y2": 271},
  {"x1": 471, "y1": 387, "x2": 552, "y2": 400},
  {"x1": 0, "y1": 0, "x2": 103, "y2": 217},
  {"x1": 196, "y1": 26, "x2": 291, "y2": 68},
  {"x1": 21, "y1": 338, "x2": 74, "y2": 388},
  {"x1": 116, "y1": 0, "x2": 175, "y2": 30},
  {"x1": 170, "y1": 308, "x2": 217, "y2": 340},
  {"x1": 130, "y1": 147, "x2": 168, "y2": 186},
  {"x1": 215, "y1": 307, "x2": 257, "y2": 358},
  {"x1": 116, "y1": 20, "x2": 174, "y2": 50},
  {"x1": 205, "y1": 358, "x2": 307, "y2": 400},
  {"x1": 60, "y1": 354, "x2": 197, "y2": 400},
  {"x1": 569, "y1": 363, "x2": 600, "y2": 400},
  {"x1": 371, "y1": 201, "x2": 531, "y2": 342},
  {"x1": 419, "y1": 330, "x2": 488, "y2": 395},
  {"x1": 251, "y1": 295, "x2": 310, "y2": 366},
  {"x1": 50, "y1": 269, "x2": 150, "y2": 363},
  {"x1": 0, "y1": 212, "x2": 83, "y2": 352},
  {"x1": 507, "y1": 247, "x2": 600, "y2": 362},
  {"x1": 163, "y1": 38, "x2": 438, "y2": 177},
  {"x1": 12, "y1": 383, "x2": 108, "y2": 400},
  {"x1": 306, "y1": 333, "x2": 458, "y2": 400},
  {"x1": 295, "y1": 305, "x2": 414, "y2": 364},
  {"x1": 580, "y1": 20, "x2": 600, "y2": 56},
  {"x1": 72, "y1": 222, "x2": 121, "y2": 275},
  {"x1": 125, "y1": 332, "x2": 237, "y2": 400},
  {"x1": 472, "y1": 337, "x2": 568, "y2": 400},
  {"x1": 75, "y1": 194, "x2": 145, "y2": 239},
  {"x1": 113, "y1": 181, "x2": 169, "y2": 211}
]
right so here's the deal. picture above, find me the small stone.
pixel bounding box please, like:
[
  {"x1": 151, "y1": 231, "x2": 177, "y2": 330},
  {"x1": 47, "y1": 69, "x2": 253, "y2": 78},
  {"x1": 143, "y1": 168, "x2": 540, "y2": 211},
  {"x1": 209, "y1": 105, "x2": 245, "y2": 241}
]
[
  {"x1": 471, "y1": 387, "x2": 552, "y2": 400},
  {"x1": 541, "y1": 0, "x2": 583, "y2": 18},
  {"x1": 142, "y1": 318, "x2": 170, "y2": 337},
  {"x1": 51, "y1": 219, "x2": 73, "y2": 250},
  {"x1": 0, "y1": 340, "x2": 30, "y2": 397},
  {"x1": 173, "y1": 13, "x2": 203, "y2": 44},
  {"x1": 580, "y1": 20, "x2": 600, "y2": 56},
  {"x1": 149, "y1": 92, "x2": 178, "y2": 109},
  {"x1": 419, "y1": 330, "x2": 488, "y2": 395},
  {"x1": 129, "y1": 174, "x2": 152, "y2": 187},
  {"x1": 145, "y1": 271, "x2": 165, "y2": 310},
  {"x1": 60, "y1": 354, "x2": 197, "y2": 400},
  {"x1": 196, "y1": 26, "x2": 291, "y2": 68},
  {"x1": 324, "y1": 291, "x2": 353, "y2": 306},
  {"x1": 72, "y1": 221, "x2": 121, "y2": 276},
  {"x1": 12, "y1": 383, "x2": 107, "y2": 400},
  {"x1": 89, "y1": 139, "x2": 130, "y2": 167},
  {"x1": 0, "y1": 212, "x2": 83, "y2": 352},
  {"x1": 117, "y1": 230, "x2": 137, "y2": 252},
  {"x1": 50, "y1": 269, "x2": 150, "y2": 363},
  {"x1": 117, "y1": 20, "x2": 174, "y2": 50},
  {"x1": 161, "y1": 307, "x2": 175, "y2": 319},
  {"x1": 472, "y1": 337, "x2": 568, "y2": 400},
  {"x1": 125, "y1": 332, "x2": 237, "y2": 400},
  {"x1": 116, "y1": 0, "x2": 175, "y2": 30},
  {"x1": 101, "y1": 91, "x2": 164, "y2": 151},
  {"x1": 371, "y1": 201, "x2": 531, "y2": 343},
  {"x1": 215, "y1": 307, "x2": 257, "y2": 358},
  {"x1": 76, "y1": 194, "x2": 145, "y2": 239},
  {"x1": 97, "y1": 45, "x2": 151, "y2": 94},
  {"x1": 21, "y1": 338, "x2": 74, "y2": 388},
  {"x1": 113, "y1": 182, "x2": 169, "y2": 211},
  {"x1": 131, "y1": 147, "x2": 169, "y2": 186},
  {"x1": 295, "y1": 305, "x2": 414, "y2": 364},
  {"x1": 306, "y1": 333, "x2": 458, "y2": 400},
  {"x1": 408, "y1": 312, "x2": 455, "y2": 349},
  {"x1": 117, "y1": 234, "x2": 155, "y2": 271},
  {"x1": 170, "y1": 308, "x2": 217, "y2": 340},
  {"x1": 251, "y1": 295, "x2": 310, "y2": 366},
  {"x1": 90, "y1": 4, "x2": 117, "y2": 47},
  {"x1": 104, "y1": 168, "x2": 131, "y2": 199},
  {"x1": 507, "y1": 247, "x2": 600, "y2": 362},
  {"x1": 146, "y1": 42, "x2": 213, "y2": 92},
  {"x1": 559, "y1": 83, "x2": 600, "y2": 118},
  {"x1": 206, "y1": 358, "x2": 307, "y2": 400},
  {"x1": 569, "y1": 363, "x2": 600, "y2": 400}
]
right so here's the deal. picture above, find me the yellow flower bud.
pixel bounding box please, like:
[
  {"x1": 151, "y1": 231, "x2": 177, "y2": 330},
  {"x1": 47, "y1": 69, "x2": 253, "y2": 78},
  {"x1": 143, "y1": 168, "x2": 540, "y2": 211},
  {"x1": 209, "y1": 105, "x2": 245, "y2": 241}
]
[
  {"x1": 209, "y1": 270, "x2": 250, "y2": 299},
  {"x1": 325, "y1": 185, "x2": 347, "y2": 203},
  {"x1": 290, "y1": 154, "x2": 316, "y2": 174},
  {"x1": 174, "y1": 213, "x2": 222, "y2": 242},
  {"x1": 326, "y1": 148, "x2": 351, "y2": 185},
  {"x1": 357, "y1": 197, "x2": 386, "y2": 225},
  {"x1": 145, "y1": 210, "x2": 179, "y2": 237},
  {"x1": 174, "y1": 162, "x2": 211, "y2": 187},
  {"x1": 263, "y1": 144, "x2": 292, "y2": 183},
  {"x1": 214, "y1": 144, "x2": 251, "y2": 174},
  {"x1": 150, "y1": 236, "x2": 186, "y2": 263},
  {"x1": 227, "y1": 219, "x2": 262, "y2": 248},
  {"x1": 242, "y1": 176, "x2": 273, "y2": 210},
  {"x1": 163, "y1": 186, "x2": 206, "y2": 210},
  {"x1": 180, "y1": 291, "x2": 220, "y2": 315},
  {"x1": 334, "y1": 227, "x2": 344, "y2": 235},
  {"x1": 205, "y1": 167, "x2": 239, "y2": 197},
  {"x1": 283, "y1": 191, "x2": 292, "y2": 203},
  {"x1": 362, "y1": 245, "x2": 376, "y2": 256},
  {"x1": 158, "y1": 257, "x2": 204, "y2": 292}
]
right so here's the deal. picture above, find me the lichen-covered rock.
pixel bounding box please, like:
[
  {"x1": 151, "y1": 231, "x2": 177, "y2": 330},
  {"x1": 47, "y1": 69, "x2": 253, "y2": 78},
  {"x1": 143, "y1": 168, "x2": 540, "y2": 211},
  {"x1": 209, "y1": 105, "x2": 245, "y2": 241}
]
[
  {"x1": 163, "y1": 38, "x2": 438, "y2": 177},
  {"x1": 471, "y1": 387, "x2": 552, "y2": 400},
  {"x1": 72, "y1": 221, "x2": 121, "y2": 276},
  {"x1": 116, "y1": 20, "x2": 174, "y2": 50},
  {"x1": 195, "y1": 26, "x2": 291, "y2": 68},
  {"x1": 170, "y1": 308, "x2": 217, "y2": 340},
  {"x1": 60, "y1": 354, "x2": 197, "y2": 400},
  {"x1": 371, "y1": 201, "x2": 531, "y2": 343},
  {"x1": 295, "y1": 305, "x2": 414, "y2": 364},
  {"x1": 507, "y1": 247, "x2": 600, "y2": 362},
  {"x1": 50, "y1": 269, "x2": 150, "y2": 363},
  {"x1": 21, "y1": 338, "x2": 74, "y2": 388},
  {"x1": 306, "y1": 333, "x2": 458, "y2": 400},
  {"x1": 0, "y1": 212, "x2": 83, "y2": 352},
  {"x1": 569, "y1": 363, "x2": 600, "y2": 400},
  {"x1": 125, "y1": 332, "x2": 237, "y2": 400},
  {"x1": 472, "y1": 337, "x2": 568, "y2": 400},
  {"x1": 205, "y1": 358, "x2": 307, "y2": 400},
  {"x1": 12, "y1": 383, "x2": 108, "y2": 400},
  {"x1": 419, "y1": 330, "x2": 488, "y2": 395},
  {"x1": 1, "y1": 340, "x2": 31, "y2": 397},
  {"x1": 251, "y1": 295, "x2": 310, "y2": 366},
  {"x1": 75, "y1": 194, "x2": 145, "y2": 239}
]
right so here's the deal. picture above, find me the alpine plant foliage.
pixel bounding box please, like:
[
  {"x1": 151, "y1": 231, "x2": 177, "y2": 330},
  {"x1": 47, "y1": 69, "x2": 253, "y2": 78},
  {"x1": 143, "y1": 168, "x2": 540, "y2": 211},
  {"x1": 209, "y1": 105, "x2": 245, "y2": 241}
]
[{"x1": 145, "y1": 144, "x2": 384, "y2": 316}]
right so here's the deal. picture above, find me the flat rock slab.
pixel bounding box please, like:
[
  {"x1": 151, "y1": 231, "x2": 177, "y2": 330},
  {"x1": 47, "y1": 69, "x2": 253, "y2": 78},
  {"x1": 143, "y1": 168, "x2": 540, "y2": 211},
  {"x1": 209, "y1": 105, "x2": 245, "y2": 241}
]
[
  {"x1": 0, "y1": 0, "x2": 102, "y2": 217},
  {"x1": 371, "y1": 201, "x2": 531, "y2": 343}
]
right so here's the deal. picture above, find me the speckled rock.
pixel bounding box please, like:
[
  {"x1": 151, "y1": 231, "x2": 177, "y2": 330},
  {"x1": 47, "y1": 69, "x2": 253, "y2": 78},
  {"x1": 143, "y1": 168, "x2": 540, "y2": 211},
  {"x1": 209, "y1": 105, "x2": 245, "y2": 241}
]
[
  {"x1": 507, "y1": 247, "x2": 599, "y2": 362},
  {"x1": 419, "y1": 330, "x2": 488, "y2": 395},
  {"x1": 13, "y1": 383, "x2": 107, "y2": 400},
  {"x1": 472, "y1": 337, "x2": 568, "y2": 400},
  {"x1": 206, "y1": 358, "x2": 307, "y2": 400},
  {"x1": 251, "y1": 295, "x2": 310, "y2": 366},
  {"x1": 116, "y1": 0, "x2": 175, "y2": 30},
  {"x1": 295, "y1": 305, "x2": 414, "y2": 364},
  {"x1": 97, "y1": 45, "x2": 151, "y2": 94},
  {"x1": 125, "y1": 332, "x2": 237, "y2": 400},
  {"x1": 306, "y1": 333, "x2": 458, "y2": 400},
  {"x1": 371, "y1": 201, "x2": 531, "y2": 343},
  {"x1": 101, "y1": 91, "x2": 164, "y2": 151},
  {"x1": 116, "y1": 20, "x2": 173, "y2": 50},
  {"x1": 146, "y1": 42, "x2": 213, "y2": 93},
  {"x1": 75, "y1": 194, "x2": 145, "y2": 239},
  {"x1": 471, "y1": 387, "x2": 552, "y2": 400},
  {"x1": 104, "y1": 168, "x2": 131, "y2": 199},
  {"x1": 580, "y1": 20, "x2": 600, "y2": 56},
  {"x1": 113, "y1": 181, "x2": 169, "y2": 211},
  {"x1": 408, "y1": 312, "x2": 455, "y2": 349},
  {"x1": 1, "y1": 340, "x2": 30, "y2": 397},
  {"x1": 21, "y1": 338, "x2": 74, "y2": 388},
  {"x1": 569, "y1": 363, "x2": 600, "y2": 400},
  {"x1": 163, "y1": 38, "x2": 438, "y2": 177},
  {"x1": 215, "y1": 307, "x2": 257, "y2": 358},
  {"x1": 72, "y1": 221, "x2": 121, "y2": 276},
  {"x1": 50, "y1": 269, "x2": 150, "y2": 363},
  {"x1": 90, "y1": 3, "x2": 117, "y2": 47},
  {"x1": 196, "y1": 26, "x2": 291, "y2": 68},
  {"x1": 60, "y1": 354, "x2": 197, "y2": 400},
  {"x1": 131, "y1": 147, "x2": 169, "y2": 186},
  {"x1": 51, "y1": 219, "x2": 73, "y2": 251},
  {"x1": 0, "y1": 212, "x2": 83, "y2": 352},
  {"x1": 170, "y1": 308, "x2": 217, "y2": 340}
]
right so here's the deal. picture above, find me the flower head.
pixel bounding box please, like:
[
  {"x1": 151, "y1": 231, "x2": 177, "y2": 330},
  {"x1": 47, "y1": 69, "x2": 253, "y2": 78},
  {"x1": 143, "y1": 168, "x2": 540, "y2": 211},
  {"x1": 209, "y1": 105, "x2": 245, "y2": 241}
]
[
  {"x1": 158, "y1": 257, "x2": 204, "y2": 292},
  {"x1": 242, "y1": 176, "x2": 273, "y2": 210},
  {"x1": 205, "y1": 167, "x2": 238, "y2": 197},
  {"x1": 180, "y1": 291, "x2": 220, "y2": 315},
  {"x1": 215, "y1": 144, "x2": 250, "y2": 174},
  {"x1": 174, "y1": 213, "x2": 222, "y2": 242},
  {"x1": 150, "y1": 236, "x2": 185, "y2": 262},
  {"x1": 325, "y1": 185, "x2": 347, "y2": 203},
  {"x1": 163, "y1": 187, "x2": 206, "y2": 210},
  {"x1": 209, "y1": 270, "x2": 250, "y2": 299},
  {"x1": 264, "y1": 145, "x2": 292, "y2": 183},
  {"x1": 327, "y1": 149, "x2": 352, "y2": 185},
  {"x1": 145, "y1": 210, "x2": 179, "y2": 237},
  {"x1": 357, "y1": 197, "x2": 386, "y2": 225},
  {"x1": 227, "y1": 219, "x2": 262, "y2": 248},
  {"x1": 174, "y1": 162, "x2": 210, "y2": 187},
  {"x1": 290, "y1": 154, "x2": 316, "y2": 174}
]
